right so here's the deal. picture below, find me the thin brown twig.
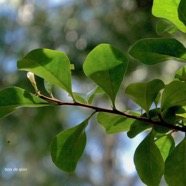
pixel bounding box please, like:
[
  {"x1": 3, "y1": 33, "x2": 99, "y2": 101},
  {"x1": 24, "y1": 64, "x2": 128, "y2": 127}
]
[{"x1": 38, "y1": 93, "x2": 186, "y2": 133}]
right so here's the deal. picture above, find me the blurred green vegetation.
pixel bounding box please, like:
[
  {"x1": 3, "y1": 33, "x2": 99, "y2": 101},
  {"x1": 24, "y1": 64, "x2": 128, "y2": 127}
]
[{"x1": 0, "y1": 0, "x2": 181, "y2": 185}]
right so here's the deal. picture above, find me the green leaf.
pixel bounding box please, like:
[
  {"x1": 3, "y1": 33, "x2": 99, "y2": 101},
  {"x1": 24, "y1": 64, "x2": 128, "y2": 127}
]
[
  {"x1": 156, "y1": 20, "x2": 178, "y2": 35},
  {"x1": 86, "y1": 86, "x2": 104, "y2": 104},
  {"x1": 97, "y1": 112, "x2": 134, "y2": 134},
  {"x1": 134, "y1": 131, "x2": 164, "y2": 186},
  {"x1": 0, "y1": 87, "x2": 49, "y2": 118},
  {"x1": 176, "y1": 113, "x2": 186, "y2": 118},
  {"x1": 83, "y1": 44, "x2": 128, "y2": 107},
  {"x1": 125, "y1": 79, "x2": 164, "y2": 113},
  {"x1": 165, "y1": 136, "x2": 186, "y2": 186},
  {"x1": 152, "y1": 0, "x2": 186, "y2": 33},
  {"x1": 44, "y1": 80, "x2": 53, "y2": 97},
  {"x1": 154, "y1": 92, "x2": 161, "y2": 107},
  {"x1": 50, "y1": 117, "x2": 89, "y2": 172},
  {"x1": 129, "y1": 38, "x2": 186, "y2": 65},
  {"x1": 155, "y1": 135, "x2": 175, "y2": 161},
  {"x1": 175, "y1": 66, "x2": 186, "y2": 82},
  {"x1": 178, "y1": 0, "x2": 186, "y2": 26},
  {"x1": 72, "y1": 92, "x2": 87, "y2": 104},
  {"x1": 17, "y1": 48, "x2": 73, "y2": 97},
  {"x1": 161, "y1": 106, "x2": 183, "y2": 124},
  {"x1": 127, "y1": 120, "x2": 151, "y2": 138},
  {"x1": 161, "y1": 81, "x2": 186, "y2": 111},
  {"x1": 72, "y1": 86, "x2": 104, "y2": 104}
]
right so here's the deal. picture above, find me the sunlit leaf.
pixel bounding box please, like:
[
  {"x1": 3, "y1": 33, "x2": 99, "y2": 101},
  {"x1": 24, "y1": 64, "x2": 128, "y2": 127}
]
[
  {"x1": 50, "y1": 117, "x2": 90, "y2": 172},
  {"x1": 83, "y1": 44, "x2": 128, "y2": 107},
  {"x1": 129, "y1": 38, "x2": 186, "y2": 65},
  {"x1": 156, "y1": 20, "x2": 177, "y2": 35},
  {"x1": 161, "y1": 81, "x2": 186, "y2": 111},
  {"x1": 134, "y1": 131, "x2": 164, "y2": 186},
  {"x1": 176, "y1": 113, "x2": 186, "y2": 118},
  {"x1": 97, "y1": 112, "x2": 134, "y2": 134},
  {"x1": 0, "y1": 87, "x2": 49, "y2": 118},
  {"x1": 125, "y1": 79, "x2": 164, "y2": 113},
  {"x1": 17, "y1": 48, "x2": 73, "y2": 97},
  {"x1": 165, "y1": 136, "x2": 186, "y2": 186},
  {"x1": 152, "y1": 0, "x2": 186, "y2": 33},
  {"x1": 155, "y1": 135, "x2": 175, "y2": 161},
  {"x1": 178, "y1": 0, "x2": 186, "y2": 26}
]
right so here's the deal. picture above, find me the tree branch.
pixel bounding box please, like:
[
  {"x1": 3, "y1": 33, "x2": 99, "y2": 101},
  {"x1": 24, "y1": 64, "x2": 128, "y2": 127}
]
[{"x1": 38, "y1": 93, "x2": 186, "y2": 133}]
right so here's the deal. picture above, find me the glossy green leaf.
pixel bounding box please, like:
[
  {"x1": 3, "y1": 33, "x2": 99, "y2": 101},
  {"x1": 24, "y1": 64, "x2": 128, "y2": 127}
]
[
  {"x1": 127, "y1": 120, "x2": 151, "y2": 138},
  {"x1": 129, "y1": 38, "x2": 186, "y2": 65},
  {"x1": 125, "y1": 79, "x2": 164, "y2": 113},
  {"x1": 17, "y1": 48, "x2": 73, "y2": 97},
  {"x1": 0, "y1": 87, "x2": 49, "y2": 118},
  {"x1": 155, "y1": 135, "x2": 175, "y2": 161},
  {"x1": 50, "y1": 117, "x2": 89, "y2": 172},
  {"x1": 175, "y1": 66, "x2": 186, "y2": 82},
  {"x1": 152, "y1": 0, "x2": 186, "y2": 33},
  {"x1": 178, "y1": 0, "x2": 186, "y2": 26},
  {"x1": 83, "y1": 44, "x2": 128, "y2": 107},
  {"x1": 97, "y1": 112, "x2": 134, "y2": 134},
  {"x1": 161, "y1": 81, "x2": 186, "y2": 111},
  {"x1": 156, "y1": 20, "x2": 177, "y2": 35},
  {"x1": 134, "y1": 131, "x2": 164, "y2": 186},
  {"x1": 165, "y1": 136, "x2": 186, "y2": 186}
]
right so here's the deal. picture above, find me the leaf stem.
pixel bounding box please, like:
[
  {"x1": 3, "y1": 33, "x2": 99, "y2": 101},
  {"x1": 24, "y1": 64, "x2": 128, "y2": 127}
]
[{"x1": 38, "y1": 93, "x2": 186, "y2": 133}]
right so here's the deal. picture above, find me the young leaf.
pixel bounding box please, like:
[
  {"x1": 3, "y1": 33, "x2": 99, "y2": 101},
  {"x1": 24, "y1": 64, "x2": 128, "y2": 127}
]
[
  {"x1": 17, "y1": 48, "x2": 73, "y2": 97},
  {"x1": 155, "y1": 135, "x2": 175, "y2": 161},
  {"x1": 178, "y1": 0, "x2": 186, "y2": 26},
  {"x1": 97, "y1": 112, "x2": 134, "y2": 134},
  {"x1": 175, "y1": 66, "x2": 186, "y2": 82},
  {"x1": 0, "y1": 87, "x2": 49, "y2": 118},
  {"x1": 134, "y1": 131, "x2": 164, "y2": 186},
  {"x1": 72, "y1": 92, "x2": 87, "y2": 104},
  {"x1": 127, "y1": 120, "x2": 151, "y2": 138},
  {"x1": 129, "y1": 38, "x2": 186, "y2": 65},
  {"x1": 44, "y1": 80, "x2": 54, "y2": 97},
  {"x1": 86, "y1": 86, "x2": 104, "y2": 104},
  {"x1": 161, "y1": 81, "x2": 186, "y2": 111},
  {"x1": 72, "y1": 86, "x2": 104, "y2": 104},
  {"x1": 156, "y1": 20, "x2": 178, "y2": 35},
  {"x1": 152, "y1": 0, "x2": 186, "y2": 33},
  {"x1": 165, "y1": 136, "x2": 186, "y2": 186},
  {"x1": 50, "y1": 117, "x2": 90, "y2": 172},
  {"x1": 125, "y1": 79, "x2": 164, "y2": 113},
  {"x1": 83, "y1": 44, "x2": 128, "y2": 108}
]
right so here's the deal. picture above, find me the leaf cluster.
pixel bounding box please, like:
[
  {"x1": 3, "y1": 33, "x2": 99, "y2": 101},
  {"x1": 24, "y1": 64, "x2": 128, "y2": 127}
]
[{"x1": 1, "y1": 0, "x2": 186, "y2": 185}]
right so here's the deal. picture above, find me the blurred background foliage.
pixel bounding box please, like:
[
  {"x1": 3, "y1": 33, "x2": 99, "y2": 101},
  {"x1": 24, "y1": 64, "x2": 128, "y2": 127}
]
[{"x1": 0, "y1": 0, "x2": 183, "y2": 185}]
